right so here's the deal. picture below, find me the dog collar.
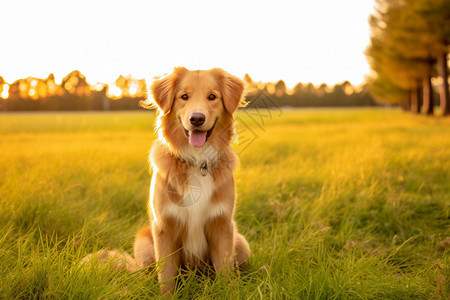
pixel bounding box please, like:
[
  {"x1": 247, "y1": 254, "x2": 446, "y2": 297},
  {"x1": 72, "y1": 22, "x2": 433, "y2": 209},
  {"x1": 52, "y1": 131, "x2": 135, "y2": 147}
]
[{"x1": 178, "y1": 157, "x2": 208, "y2": 177}]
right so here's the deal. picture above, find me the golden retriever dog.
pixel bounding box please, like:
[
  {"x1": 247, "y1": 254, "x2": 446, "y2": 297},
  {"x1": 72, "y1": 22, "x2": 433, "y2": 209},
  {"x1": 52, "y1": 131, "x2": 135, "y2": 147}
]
[{"x1": 134, "y1": 67, "x2": 251, "y2": 296}]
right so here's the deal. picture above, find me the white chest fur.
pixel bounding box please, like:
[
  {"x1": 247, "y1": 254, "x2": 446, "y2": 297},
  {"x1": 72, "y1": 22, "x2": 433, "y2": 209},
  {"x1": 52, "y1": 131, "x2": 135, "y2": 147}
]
[{"x1": 162, "y1": 168, "x2": 227, "y2": 263}]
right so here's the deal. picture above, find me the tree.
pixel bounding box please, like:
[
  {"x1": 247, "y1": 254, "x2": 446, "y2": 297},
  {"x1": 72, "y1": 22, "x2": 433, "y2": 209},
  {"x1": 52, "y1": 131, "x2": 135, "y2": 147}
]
[
  {"x1": 243, "y1": 73, "x2": 258, "y2": 96},
  {"x1": 61, "y1": 70, "x2": 91, "y2": 96},
  {"x1": 414, "y1": 0, "x2": 450, "y2": 115},
  {"x1": 366, "y1": 0, "x2": 450, "y2": 116},
  {"x1": 274, "y1": 80, "x2": 286, "y2": 98},
  {"x1": 366, "y1": 1, "x2": 412, "y2": 107}
]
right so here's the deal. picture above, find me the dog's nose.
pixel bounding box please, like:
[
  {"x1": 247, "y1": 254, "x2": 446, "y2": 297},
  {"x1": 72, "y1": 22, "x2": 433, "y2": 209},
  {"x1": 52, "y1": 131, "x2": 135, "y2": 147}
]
[{"x1": 189, "y1": 113, "x2": 205, "y2": 126}]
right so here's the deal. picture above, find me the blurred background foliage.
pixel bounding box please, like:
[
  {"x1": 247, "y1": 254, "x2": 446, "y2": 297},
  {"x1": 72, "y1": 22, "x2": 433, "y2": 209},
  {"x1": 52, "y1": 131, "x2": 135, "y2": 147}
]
[
  {"x1": 1, "y1": 0, "x2": 449, "y2": 115},
  {"x1": 365, "y1": 0, "x2": 450, "y2": 116},
  {"x1": 0, "y1": 70, "x2": 376, "y2": 111},
  {"x1": 0, "y1": 71, "x2": 147, "y2": 111}
]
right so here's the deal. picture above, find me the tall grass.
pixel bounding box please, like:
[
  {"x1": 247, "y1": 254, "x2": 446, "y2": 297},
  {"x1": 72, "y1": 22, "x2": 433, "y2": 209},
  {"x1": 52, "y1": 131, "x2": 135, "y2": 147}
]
[{"x1": 0, "y1": 109, "x2": 448, "y2": 299}]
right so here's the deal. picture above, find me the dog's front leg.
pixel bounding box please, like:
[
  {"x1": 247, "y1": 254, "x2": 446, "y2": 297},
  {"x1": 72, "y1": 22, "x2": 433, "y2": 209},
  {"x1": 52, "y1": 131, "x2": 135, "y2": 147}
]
[
  {"x1": 152, "y1": 220, "x2": 180, "y2": 297},
  {"x1": 206, "y1": 216, "x2": 235, "y2": 273}
]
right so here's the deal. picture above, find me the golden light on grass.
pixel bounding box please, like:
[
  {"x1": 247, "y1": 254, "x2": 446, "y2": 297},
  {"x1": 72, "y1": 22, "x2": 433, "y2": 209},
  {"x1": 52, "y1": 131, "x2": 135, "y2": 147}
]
[{"x1": 0, "y1": 110, "x2": 448, "y2": 297}]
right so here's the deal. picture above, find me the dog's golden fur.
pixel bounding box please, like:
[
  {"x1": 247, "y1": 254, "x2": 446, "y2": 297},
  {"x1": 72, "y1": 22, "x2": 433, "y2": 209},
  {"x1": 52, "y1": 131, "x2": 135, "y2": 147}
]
[
  {"x1": 81, "y1": 68, "x2": 250, "y2": 296},
  {"x1": 134, "y1": 67, "x2": 251, "y2": 296}
]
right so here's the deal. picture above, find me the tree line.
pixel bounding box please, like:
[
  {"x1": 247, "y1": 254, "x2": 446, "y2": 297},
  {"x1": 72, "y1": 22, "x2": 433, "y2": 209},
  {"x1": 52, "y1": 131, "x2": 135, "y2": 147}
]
[
  {"x1": 243, "y1": 74, "x2": 376, "y2": 108},
  {"x1": 0, "y1": 70, "x2": 377, "y2": 112},
  {"x1": 366, "y1": 0, "x2": 450, "y2": 116},
  {"x1": 0, "y1": 71, "x2": 147, "y2": 111}
]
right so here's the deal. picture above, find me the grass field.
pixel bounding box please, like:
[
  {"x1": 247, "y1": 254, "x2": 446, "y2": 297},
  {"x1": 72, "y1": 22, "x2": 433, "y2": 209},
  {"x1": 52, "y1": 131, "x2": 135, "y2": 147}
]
[{"x1": 0, "y1": 108, "x2": 449, "y2": 299}]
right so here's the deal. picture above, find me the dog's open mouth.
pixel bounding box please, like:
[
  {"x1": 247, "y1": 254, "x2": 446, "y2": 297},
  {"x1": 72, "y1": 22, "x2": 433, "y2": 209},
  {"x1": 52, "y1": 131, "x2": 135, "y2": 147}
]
[{"x1": 183, "y1": 120, "x2": 217, "y2": 147}]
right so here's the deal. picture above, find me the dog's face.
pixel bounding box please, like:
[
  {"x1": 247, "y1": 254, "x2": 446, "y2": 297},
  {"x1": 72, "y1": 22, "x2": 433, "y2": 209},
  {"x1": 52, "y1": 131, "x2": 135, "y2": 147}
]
[
  {"x1": 149, "y1": 68, "x2": 245, "y2": 148},
  {"x1": 173, "y1": 70, "x2": 224, "y2": 147}
]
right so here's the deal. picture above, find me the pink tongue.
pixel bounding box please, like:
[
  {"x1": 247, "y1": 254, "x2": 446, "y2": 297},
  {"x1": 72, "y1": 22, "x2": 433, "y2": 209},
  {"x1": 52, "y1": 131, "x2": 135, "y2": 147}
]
[{"x1": 189, "y1": 130, "x2": 207, "y2": 147}]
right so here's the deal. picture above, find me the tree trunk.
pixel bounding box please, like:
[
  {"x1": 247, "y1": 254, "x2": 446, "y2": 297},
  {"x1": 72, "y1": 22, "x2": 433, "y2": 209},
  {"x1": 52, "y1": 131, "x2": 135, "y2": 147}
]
[
  {"x1": 422, "y1": 74, "x2": 434, "y2": 115},
  {"x1": 437, "y1": 52, "x2": 449, "y2": 116},
  {"x1": 410, "y1": 85, "x2": 421, "y2": 114},
  {"x1": 402, "y1": 92, "x2": 411, "y2": 111},
  {"x1": 101, "y1": 87, "x2": 110, "y2": 111},
  {"x1": 405, "y1": 90, "x2": 412, "y2": 111}
]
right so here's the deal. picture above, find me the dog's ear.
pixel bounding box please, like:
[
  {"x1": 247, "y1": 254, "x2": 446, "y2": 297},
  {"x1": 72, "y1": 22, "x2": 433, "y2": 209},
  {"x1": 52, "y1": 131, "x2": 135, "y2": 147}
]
[
  {"x1": 142, "y1": 67, "x2": 187, "y2": 114},
  {"x1": 212, "y1": 68, "x2": 246, "y2": 113}
]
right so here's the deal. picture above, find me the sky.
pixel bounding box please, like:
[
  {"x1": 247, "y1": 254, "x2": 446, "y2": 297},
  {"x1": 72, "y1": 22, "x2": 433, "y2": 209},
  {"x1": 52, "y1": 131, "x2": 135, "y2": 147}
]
[{"x1": 0, "y1": 0, "x2": 375, "y2": 88}]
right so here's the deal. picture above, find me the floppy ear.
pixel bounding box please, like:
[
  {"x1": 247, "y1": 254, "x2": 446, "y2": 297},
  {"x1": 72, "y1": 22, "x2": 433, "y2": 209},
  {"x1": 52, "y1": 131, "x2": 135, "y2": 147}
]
[
  {"x1": 212, "y1": 68, "x2": 245, "y2": 113},
  {"x1": 144, "y1": 67, "x2": 187, "y2": 114},
  {"x1": 151, "y1": 75, "x2": 175, "y2": 114}
]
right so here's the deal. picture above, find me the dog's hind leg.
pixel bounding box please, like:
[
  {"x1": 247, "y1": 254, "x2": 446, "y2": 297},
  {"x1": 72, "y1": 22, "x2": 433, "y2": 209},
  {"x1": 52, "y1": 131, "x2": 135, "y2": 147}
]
[
  {"x1": 134, "y1": 225, "x2": 156, "y2": 269},
  {"x1": 234, "y1": 232, "x2": 251, "y2": 268}
]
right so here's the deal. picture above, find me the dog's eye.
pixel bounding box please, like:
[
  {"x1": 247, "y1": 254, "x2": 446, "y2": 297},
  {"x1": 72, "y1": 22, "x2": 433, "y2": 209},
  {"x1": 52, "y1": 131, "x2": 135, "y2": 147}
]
[
  {"x1": 181, "y1": 94, "x2": 189, "y2": 100},
  {"x1": 208, "y1": 94, "x2": 216, "y2": 101}
]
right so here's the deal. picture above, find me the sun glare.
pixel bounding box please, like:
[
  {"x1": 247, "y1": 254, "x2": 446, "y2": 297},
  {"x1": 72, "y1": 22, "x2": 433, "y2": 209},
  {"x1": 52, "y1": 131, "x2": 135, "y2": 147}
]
[
  {"x1": 28, "y1": 89, "x2": 36, "y2": 98},
  {"x1": 128, "y1": 82, "x2": 138, "y2": 96},
  {"x1": 1, "y1": 84, "x2": 9, "y2": 99},
  {"x1": 92, "y1": 82, "x2": 105, "y2": 92},
  {"x1": 0, "y1": 0, "x2": 374, "y2": 89},
  {"x1": 107, "y1": 84, "x2": 122, "y2": 99}
]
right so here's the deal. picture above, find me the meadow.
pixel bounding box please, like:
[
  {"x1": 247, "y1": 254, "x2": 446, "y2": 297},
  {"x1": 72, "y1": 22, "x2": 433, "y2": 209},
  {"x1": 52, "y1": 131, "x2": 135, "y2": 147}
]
[{"x1": 0, "y1": 108, "x2": 448, "y2": 299}]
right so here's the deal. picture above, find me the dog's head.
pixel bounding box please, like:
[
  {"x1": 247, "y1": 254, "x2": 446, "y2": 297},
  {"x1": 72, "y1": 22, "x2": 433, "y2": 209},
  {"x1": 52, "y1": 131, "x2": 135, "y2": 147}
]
[{"x1": 144, "y1": 68, "x2": 245, "y2": 150}]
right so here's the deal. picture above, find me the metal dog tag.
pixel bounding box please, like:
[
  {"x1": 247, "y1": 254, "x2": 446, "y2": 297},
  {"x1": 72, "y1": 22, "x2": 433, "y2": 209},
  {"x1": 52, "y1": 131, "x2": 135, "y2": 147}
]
[{"x1": 200, "y1": 162, "x2": 208, "y2": 176}]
